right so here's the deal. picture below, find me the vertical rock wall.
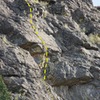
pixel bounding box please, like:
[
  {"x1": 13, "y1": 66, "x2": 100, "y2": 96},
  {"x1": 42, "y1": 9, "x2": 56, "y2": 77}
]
[{"x1": 0, "y1": 0, "x2": 100, "y2": 100}]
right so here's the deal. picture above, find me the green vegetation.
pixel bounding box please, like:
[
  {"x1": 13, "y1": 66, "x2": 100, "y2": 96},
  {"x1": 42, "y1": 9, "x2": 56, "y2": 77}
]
[
  {"x1": 89, "y1": 34, "x2": 100, "y2": 44},
  {"x1": 0, "y1": 76, "x2": 11, "y2": 100}
]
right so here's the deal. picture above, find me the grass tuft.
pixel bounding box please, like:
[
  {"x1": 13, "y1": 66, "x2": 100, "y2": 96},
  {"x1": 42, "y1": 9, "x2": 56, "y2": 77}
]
[{"x1": 0, "y1": 75, "x2": 11, "y2": 100}]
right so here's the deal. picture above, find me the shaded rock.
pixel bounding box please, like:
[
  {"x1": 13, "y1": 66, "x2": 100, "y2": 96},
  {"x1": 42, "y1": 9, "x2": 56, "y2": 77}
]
[
  {"x1": 47, "y1": 59, "x2": 93, "y2": 86},
  {"x1": 48, "y1": 3, "x2": 65, "y2": 15}
]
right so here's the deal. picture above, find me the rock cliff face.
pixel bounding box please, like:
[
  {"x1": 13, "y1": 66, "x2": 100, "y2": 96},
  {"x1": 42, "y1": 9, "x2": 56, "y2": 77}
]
[{"x1": 0, "y1": 0, "x2": 100, "y2": 100}]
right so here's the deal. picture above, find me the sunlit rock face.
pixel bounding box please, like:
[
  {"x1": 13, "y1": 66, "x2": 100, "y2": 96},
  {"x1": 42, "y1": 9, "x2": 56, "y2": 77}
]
[{"x1": 0, "y1": 0, "x2": 100, "y2": 100}]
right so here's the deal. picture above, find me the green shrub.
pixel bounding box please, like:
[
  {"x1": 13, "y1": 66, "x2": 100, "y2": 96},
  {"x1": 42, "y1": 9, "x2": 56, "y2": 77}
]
[
  {"x1": 89, "y1": 34, "x2": 100, "y2": 44},
  {"x1": 0, "y1": 76, "x2": 11, "y2": 100}
]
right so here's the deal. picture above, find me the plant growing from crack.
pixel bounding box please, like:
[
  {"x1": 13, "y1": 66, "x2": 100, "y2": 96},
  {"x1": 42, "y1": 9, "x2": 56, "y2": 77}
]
[
  {"x1": 89, "y1": 34, "x2": 100, "y2": 44},
  {"x1": 0, "y1": 75, "x2": 11, "y2": 100}
]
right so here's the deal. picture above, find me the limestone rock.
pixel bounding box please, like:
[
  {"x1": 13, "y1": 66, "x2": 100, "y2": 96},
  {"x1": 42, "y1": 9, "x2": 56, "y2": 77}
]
[{"x1": 0, "y1": 0, "x2": 100, "y2": 100}]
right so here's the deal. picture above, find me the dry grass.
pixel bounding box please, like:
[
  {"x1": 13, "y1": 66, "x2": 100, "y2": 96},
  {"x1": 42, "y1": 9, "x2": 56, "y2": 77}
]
[{"x1": 89, "y1": 34, "x2": 100, "y2": 44}]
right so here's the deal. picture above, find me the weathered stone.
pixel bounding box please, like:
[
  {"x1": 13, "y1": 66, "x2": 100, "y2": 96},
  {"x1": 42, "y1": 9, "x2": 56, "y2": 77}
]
[
  {"x1": 49, "y1": 3, "x2": 65, "y2": 15},
  {"x1": 0, "y1": 0, "x2": 100, "y2": 100},
  {"x1": 47, "y1": 59, "x2": 93, "y2": 86}
]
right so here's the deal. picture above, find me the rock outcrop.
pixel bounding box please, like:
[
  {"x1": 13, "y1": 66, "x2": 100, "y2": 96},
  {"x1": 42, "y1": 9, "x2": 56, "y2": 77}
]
[{"x1": 0, "y1": 0, "x2": 100, "y2": 100}]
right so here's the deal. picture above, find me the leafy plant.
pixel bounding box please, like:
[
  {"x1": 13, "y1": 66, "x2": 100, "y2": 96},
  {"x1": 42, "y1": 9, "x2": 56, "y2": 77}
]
[{"x1": 0, "y1": 75, "x2": 11, "y2": 100}]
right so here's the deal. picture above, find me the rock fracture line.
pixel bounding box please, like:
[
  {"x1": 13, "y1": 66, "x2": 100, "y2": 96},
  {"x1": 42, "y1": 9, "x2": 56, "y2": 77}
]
[{"x1": 25, "y1": 0, "x2": 49, "y2": 80}]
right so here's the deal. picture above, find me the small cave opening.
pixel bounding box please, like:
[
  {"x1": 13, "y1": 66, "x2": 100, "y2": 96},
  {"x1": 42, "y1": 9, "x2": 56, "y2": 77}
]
[{"x1": 85, "y1": 28, "x2": 94, "y2": 36}]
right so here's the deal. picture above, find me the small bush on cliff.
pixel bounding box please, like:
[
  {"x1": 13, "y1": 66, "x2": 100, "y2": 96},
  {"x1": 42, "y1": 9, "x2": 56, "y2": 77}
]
[
  {"x1": 0, "y1": 76, "x2": 11, "y2": 100},
  {"x1": 89, "y1": 34, "x2": 100, "y2": 44}
]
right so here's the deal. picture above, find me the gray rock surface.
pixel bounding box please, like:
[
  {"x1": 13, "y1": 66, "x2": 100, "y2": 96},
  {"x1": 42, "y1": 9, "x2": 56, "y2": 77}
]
[{"x1": 0, "y1": 0, "x2": 100, "y2": 100}]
